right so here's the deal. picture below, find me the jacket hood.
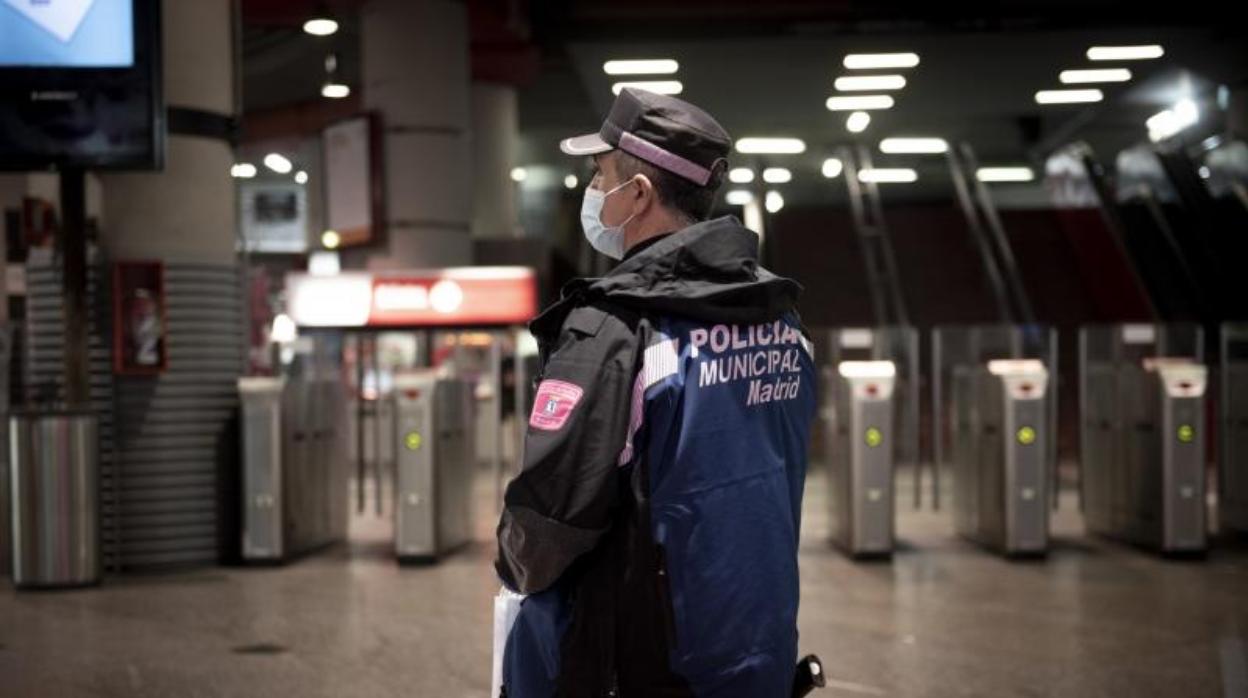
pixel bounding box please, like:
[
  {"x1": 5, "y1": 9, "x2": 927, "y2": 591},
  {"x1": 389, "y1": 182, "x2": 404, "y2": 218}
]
[{"x1": 532, "y1": 216, "x2": 803, "y2": 338}]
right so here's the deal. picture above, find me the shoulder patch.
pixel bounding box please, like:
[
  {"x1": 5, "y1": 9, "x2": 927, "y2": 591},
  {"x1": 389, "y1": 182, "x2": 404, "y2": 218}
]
[{"x1": 529, "y1": 379, "x2": 585, "y2": 431}]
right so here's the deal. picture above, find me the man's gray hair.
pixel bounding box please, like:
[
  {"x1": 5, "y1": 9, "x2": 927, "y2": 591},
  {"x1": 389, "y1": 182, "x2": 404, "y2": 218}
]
[{"x1": 614, "y1": 151, "x2": 727, "y2": 225}]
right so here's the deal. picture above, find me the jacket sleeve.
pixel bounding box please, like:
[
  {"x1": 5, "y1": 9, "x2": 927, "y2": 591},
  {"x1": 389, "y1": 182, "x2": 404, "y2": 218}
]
[{"x1": 495, "y1": 306, "x2": 638, "y2": 594}]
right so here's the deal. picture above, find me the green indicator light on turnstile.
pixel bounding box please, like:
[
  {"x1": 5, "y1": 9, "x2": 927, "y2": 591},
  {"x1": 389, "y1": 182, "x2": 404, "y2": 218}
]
[
  {"x1": 404, "y1": 432, "x2": 423, "y2": 451},
  {"x1": 1017, "y1": 426, "x2": 1037, "y2": 446},
  {"x1": 1177, "y1": 424, "x2": 1195, "y2": 443},
  {"x1": 865, "y1": 427, "x2": 883, "y2": 448}
]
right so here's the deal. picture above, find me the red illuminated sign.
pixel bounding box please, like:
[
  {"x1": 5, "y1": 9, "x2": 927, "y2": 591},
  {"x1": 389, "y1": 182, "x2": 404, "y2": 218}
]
[
  {"x1": 368, "y1": 272, "x2": 537, "y2": 326},
  {"x1": 286, "y1": 267, "x2": 538, "y2": 328}
]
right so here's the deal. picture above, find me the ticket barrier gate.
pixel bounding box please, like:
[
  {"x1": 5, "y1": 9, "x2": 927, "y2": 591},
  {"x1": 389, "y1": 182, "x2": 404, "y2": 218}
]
[
  {"x1": 952, "y1": 360, "x2": 1050, "y2": 555},
  {"x1": 238, "y1": 376, "x2": 349, "y2": 562},
  {"x1": 1082, "y1": 358, "x2": 1207, "y2": 552},
  {"x1": 1221, "y1": 325, "x2": 1248, "y2": 534},
  {"x1": 827, "y1": 361, "x2": 896, "y2": 556},
  {"x1": 393, "y1": 374, "x2": 475, "y2": 563}
]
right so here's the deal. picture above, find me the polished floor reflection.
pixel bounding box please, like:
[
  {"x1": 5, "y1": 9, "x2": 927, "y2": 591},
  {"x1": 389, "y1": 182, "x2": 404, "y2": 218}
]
[{"x1": 2, "y1": 470, "x2": 1246, "y2": 697}]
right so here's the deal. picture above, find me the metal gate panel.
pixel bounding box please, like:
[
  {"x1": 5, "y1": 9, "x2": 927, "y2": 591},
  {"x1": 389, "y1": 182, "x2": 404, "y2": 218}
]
[{"x1": 24, "y1": 253, "x2": 244, "y2": 571}]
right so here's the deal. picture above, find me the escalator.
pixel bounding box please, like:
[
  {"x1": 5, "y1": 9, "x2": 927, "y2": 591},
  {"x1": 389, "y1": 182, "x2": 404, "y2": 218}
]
[
  {"x1": 1114, "y1": 193, "x2": 1205, "y2": 321},
  {"x1": 1044, "y1": 144, "x2": 1156, "y2": 323},
  {"x1": 1051, "y1": 141, "x2": 1243, "y2": 325},
  {"x1": 1175, "y1": 139, "x2": 1248, "y2": 318}
]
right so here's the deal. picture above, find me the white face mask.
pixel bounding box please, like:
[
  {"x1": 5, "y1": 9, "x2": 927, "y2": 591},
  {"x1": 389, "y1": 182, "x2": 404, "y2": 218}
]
[{"x1": 580, "y1": 178, "x2": 637, "y2": 260}]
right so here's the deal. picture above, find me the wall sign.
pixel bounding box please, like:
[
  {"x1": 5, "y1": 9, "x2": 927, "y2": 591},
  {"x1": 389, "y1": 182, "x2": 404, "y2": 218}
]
[
  {"x1": 322, "y1": 113, "x2": 383, "y2": 248},
  {"x1": 239, "y1": 181, "x2": 308, "y2": 253}
]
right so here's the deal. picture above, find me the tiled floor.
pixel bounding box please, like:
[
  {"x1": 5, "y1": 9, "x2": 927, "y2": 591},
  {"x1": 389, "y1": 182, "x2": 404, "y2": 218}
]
[{"x1": 2, "y1": 470, "x2": 1246, "y2": 697}]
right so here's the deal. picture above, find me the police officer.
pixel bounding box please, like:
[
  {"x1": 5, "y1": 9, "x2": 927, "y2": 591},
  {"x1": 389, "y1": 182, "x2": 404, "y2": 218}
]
[{"x1": 497, "y1": 88, "x2": 818, "y2": 697}]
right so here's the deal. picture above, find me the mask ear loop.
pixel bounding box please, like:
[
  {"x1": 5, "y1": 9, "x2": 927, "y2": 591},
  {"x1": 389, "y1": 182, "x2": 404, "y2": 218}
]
[{"x1": 623, "y1": 173, "x2": 654, "y2": 230}]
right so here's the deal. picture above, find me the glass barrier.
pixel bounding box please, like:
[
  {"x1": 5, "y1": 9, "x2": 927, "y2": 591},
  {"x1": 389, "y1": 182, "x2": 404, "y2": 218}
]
[{"x1": 1221, "y1": 323, "x2": 1248, "y2": 534}]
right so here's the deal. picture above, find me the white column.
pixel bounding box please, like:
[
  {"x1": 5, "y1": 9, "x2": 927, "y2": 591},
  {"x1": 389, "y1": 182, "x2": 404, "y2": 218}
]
[
  {"x1": 360, "y1": 0, "x2": 473, "y2": 269},
  {"x1": 470, "y1": 83, "x2": 519, "y2": 238},
  {"x1": 744, "y1": 199, "x2": 765, "y2": 244},
  {"x1": 98, "y1": 0, "x2": 236, "y2": 263}
]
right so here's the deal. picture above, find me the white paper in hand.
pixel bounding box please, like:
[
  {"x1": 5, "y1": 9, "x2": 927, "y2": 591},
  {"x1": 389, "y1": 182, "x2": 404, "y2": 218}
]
[{"x1": 491, "y1": 587, "x2": 526, "y2": 698}]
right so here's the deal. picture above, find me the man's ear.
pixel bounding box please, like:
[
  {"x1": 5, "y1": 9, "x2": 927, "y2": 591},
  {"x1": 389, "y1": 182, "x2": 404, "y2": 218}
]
[{"x1": 633, "y1": 173, "x2": 655, "y2": 212}]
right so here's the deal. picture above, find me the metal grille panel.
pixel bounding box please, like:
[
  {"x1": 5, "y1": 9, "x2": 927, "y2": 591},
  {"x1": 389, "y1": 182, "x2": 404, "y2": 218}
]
[{"x1": 24, "y1": 252, "x2": 244, "y2": 571}]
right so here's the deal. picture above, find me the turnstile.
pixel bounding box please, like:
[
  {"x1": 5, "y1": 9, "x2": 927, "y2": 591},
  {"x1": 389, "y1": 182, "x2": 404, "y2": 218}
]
[
  {"x1": 1222, "y1": 325, "x2": 1248, "y2": 534},
  {"x1": 952, "y1": 359, "x2": 1050, "y2": 555},
  {"x1": 1082, "y1": 356, "x2": 1207, "y2": 552},
  {"x1": 238, "y1": 376, "x2": 349, "y2": 562},
  {"x1": 393, "y1": 374, "x2": 475, "y2": 562},
  {"x1": 827, "y1": 361, "x2": 896, "y2": 556}
]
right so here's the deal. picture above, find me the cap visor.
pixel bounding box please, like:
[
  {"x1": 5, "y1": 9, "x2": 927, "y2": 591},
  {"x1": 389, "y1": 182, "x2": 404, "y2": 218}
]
[{"x1": 560, "y1": 133, "x2": 613, "y2": 156}]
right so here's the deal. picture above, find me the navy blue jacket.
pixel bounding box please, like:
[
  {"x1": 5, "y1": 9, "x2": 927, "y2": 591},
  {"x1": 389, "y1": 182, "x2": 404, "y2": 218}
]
[{"x1": 496, "y1": 217, "x2": 817, "y2": 697}]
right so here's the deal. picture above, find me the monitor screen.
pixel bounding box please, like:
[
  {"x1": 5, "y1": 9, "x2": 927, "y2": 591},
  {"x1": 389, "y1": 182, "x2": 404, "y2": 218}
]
[{"x1": 0, "y1": 0, "x2": 134, "y2": 68}]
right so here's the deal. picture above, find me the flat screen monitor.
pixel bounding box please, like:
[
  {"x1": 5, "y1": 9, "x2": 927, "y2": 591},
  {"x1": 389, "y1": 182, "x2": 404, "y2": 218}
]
[{"x1": 0, "y1": 0, "x2": 162, "y2": 170}]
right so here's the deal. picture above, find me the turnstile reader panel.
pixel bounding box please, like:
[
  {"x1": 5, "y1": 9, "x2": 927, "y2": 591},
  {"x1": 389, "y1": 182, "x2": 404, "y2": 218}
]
[
  {"x1": 1153, "y1": 361, "x2": 1206, "y2": 552},
  {"x1": 393, "y1": 374, "x2": 474, "y2": 562},
  {"x1": 829, "y1": 361, "x2": 896, "y2": 555}
]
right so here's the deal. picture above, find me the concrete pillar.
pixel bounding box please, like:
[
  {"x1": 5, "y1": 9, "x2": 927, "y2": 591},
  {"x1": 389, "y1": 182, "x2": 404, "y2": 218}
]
[
  {"x1": 0, "y1": 176, "x2": 24, "y2": 211},
  {"x1": 470, "y1": 83, "x2": 519, "y2": 238},
  {"x1": 0, "y1": 176, "x2": 16, "y2": 327},
  {"x1": 98, "y1": 0, "x2": 236, "y2": 264},
  {"x1": 744, "y1": 199, "x2": 765, "y2": 241},
  {"x1": 360, "y1": 0, "x2": 472, "y2": 269}
]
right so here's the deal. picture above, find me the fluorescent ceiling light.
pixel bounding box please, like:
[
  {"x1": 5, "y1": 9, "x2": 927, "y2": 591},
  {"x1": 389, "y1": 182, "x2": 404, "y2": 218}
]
[
  {"x1": 230, "y1": 163, "x2": 256, "y2": 179},
  {"x1": 264, "y1": 153, "x2": 292, "y2": 174},
  {"x1": 1035, "y1": 89, "x2": 1103, "y2": 104},
  {"x1": 321, "y1": 82, "x2": 350, "y2": 99},
  {"x1": 725, "y1": 190, "x2": 754, "y2": 206},
  {"x1": 762, "y1": 167, "x2": 792, "y2": 183},
  {"x1": 821, "y1": 158, "x2": 843, "y2": 178},
  {"x1": 612, "y1": 80, "x2": 682, "y2": 95},
  {"x1": 564, "y1": 174, "x2": 578, "y2": 189},
  {"x1": 976, "y1": 167, "x2": 1035, "y2": 183},
  {"x1": 843, "y1": 53, "x2": 919, "y2": 70},
  {"x1": 735, "y1": 137, "x2": 806, "y2": 154},
  {"x1": 510, "y1": 167, "x2": 527, "y2": 182},
  {"x1": 846, "y1": 111, "x2": 871, "y2": 133},
  {"x1": 1060, "y1": 68, "x2": 1132, "y2": 84},
  {"x1": 294, "y1": 170, "x2": 308, "y2": 185},
  {"x1": 1087, "y1": 45, "x2": 1164, "y2": 61},
  {"x1": 765, "y1": 191, "x2": 784, "y2": 213},
  {"x1": 880, "y1": 137, "x2": 948, "y2": 154},
  {"x1": 858, "y1": 168, "x2": 917, "y2": 183},
  {"x1": 303, "y1": 18, "x2": 338, "y2": 36},
  {"x1": 728, "y1": 167, "x2": 755, "y2": 184},
  {"x1": 1147, "y1": 99, "x2": 1199, "y2": 142},
  {"x1": 603, "y1": 59, "x2": 679, "y2": 75},
  {"x1": 826, "y1": 95, "x2": 894, "y2": 111},
  {"x1": 834, "y1": 74, "x2": 906, "y2": 91}
]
